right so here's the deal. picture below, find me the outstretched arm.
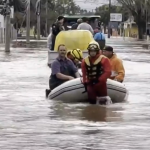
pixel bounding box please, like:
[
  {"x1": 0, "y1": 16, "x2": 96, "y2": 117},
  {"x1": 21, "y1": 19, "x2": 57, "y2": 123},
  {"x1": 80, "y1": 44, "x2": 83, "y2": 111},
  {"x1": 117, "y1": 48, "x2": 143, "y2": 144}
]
[{"x1": 115, "y1": 59, "x2": 125, "y2": 82}]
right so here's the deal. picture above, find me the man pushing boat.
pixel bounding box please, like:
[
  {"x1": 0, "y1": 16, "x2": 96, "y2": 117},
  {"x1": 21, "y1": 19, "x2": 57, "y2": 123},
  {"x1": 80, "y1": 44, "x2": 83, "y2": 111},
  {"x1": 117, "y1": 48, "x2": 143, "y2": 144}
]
[{"x1": 81, "y1": 41, "x2": 112, "y2": 105}]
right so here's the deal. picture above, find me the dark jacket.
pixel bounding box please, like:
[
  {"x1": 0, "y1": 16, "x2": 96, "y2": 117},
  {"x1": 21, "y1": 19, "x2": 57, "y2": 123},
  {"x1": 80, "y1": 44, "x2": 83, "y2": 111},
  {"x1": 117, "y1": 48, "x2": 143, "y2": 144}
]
[
  {"x1": 49, "y1": 57, "x2": 77, "y2": 90},
  {"x1": 51, "y1": 22, "x2": 64, "y2": 50},
  {"x1": 52, "y1": 22, "x2": 63, "y2": 36},
  {"x1": 71, "y1": 23, "x2": 78, "y2": 30}
]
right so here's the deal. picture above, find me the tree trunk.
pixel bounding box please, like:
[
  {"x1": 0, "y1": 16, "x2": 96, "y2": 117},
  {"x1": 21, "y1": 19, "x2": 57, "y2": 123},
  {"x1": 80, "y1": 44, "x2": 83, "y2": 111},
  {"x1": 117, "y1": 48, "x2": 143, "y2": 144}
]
[
  {"x1": 137, "y1": 22, "x2": 143, "y2": 39},
  {"x1": 136, "y1": 13, "x2": 144, "y2": 39},
  {"x1": 104, "y1": 25, "x2": 106, "y2": 33}
]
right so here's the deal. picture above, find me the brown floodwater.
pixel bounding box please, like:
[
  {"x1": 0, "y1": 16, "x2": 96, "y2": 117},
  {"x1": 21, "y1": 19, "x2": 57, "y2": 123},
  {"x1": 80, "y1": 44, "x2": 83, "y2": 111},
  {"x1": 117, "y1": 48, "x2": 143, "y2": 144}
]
[{"x1": 0, "y1": 38, "x2": 150, "y2": 149}]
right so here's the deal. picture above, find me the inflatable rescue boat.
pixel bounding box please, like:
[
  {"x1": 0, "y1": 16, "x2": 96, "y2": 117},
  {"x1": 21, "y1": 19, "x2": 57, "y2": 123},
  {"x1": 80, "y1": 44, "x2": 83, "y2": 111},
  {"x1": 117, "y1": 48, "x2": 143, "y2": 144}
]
[{"x1": 48, "y1": 78, "x2": 129, "y2": 103}]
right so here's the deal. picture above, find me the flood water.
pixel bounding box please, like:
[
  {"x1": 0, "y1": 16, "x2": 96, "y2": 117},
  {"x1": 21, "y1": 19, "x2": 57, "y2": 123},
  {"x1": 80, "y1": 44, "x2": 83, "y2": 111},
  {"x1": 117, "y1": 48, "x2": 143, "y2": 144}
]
[{"x1": 1, "y1": 38, "x2": 150, "y2": 149}]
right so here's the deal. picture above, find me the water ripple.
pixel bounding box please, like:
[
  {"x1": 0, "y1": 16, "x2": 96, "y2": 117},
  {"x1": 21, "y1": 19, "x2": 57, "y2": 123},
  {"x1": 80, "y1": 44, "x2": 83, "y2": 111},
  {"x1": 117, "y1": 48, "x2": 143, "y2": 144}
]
[{"x1": 0, "y1": 40, "x2": 150, "y2": 149}]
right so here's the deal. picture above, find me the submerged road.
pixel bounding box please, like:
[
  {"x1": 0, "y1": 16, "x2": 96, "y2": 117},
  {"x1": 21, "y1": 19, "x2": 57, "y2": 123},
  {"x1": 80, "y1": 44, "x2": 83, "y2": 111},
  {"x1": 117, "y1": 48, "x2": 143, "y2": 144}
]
[{"x1": 0, "y1": 37, "x2": 150, "y2": 149}]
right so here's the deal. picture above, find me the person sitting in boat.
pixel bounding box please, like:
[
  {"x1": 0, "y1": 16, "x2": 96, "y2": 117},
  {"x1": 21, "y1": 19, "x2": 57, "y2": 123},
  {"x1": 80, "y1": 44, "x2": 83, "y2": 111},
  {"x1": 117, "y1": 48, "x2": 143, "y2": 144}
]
[
  {"x1": 102, "y1": 46, "x2": 125, "y2": 83},
  {"x1": 81, "y1": 41, "x2": 112, "y2": 105},
  {"x1": 46, "y1": 44, "x2": 80, "y2": 97},
  {"x1": 66, "y1": 48, "x2": 83, "y2": 67},
  {"x1": 51, "y1": 16, "x2": 65, "y2": 50},
  {"x1": 94, "y1": 27, "x2": 106, "y2": 50},
  {"x1": 77, "y1": 17, "x2": 94, "y2": 35},
  {"x1": 71, "y1": 19, "x2": 82, "y2": 30}
]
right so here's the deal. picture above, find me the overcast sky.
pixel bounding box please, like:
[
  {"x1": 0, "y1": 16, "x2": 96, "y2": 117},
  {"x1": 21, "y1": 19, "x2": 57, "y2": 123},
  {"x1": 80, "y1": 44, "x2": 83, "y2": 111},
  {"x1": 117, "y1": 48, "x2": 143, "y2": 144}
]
[{"x1": 75, "y1": 0, "x2": 109, "y2": 11}]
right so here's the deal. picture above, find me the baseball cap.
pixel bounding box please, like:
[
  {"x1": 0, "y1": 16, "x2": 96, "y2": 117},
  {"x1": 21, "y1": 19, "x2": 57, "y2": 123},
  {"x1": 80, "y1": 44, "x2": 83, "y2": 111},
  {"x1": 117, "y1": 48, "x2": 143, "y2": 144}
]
[{"x1": 103, "y1": 46, "x2": 113, "y2": 52}]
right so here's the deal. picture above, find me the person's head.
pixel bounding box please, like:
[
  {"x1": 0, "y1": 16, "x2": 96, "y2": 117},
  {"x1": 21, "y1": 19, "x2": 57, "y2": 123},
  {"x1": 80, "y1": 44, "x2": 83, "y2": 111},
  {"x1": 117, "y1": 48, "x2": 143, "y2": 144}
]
[
  {"x1": 58, "y1": 44, "x2": 67, "y2": 58},
  {"x1": 57, "y1": 16, "x2": 64, "y2": 24},
  {"x1": 102, "y1": 46, "x2": 113, "y2": 58},
  {"x1": 96, "y1": 26, "x2": 101, "y2": 31},
  {"x1": 82, "y1": 17, "x2": 88, "y2": 23},
  {"x1": 67, "y1": 49, "x2": 83, "y2": 63},
  {"x1": 95, "y1": 27, "x2": 101, "y2": 33},
  {"x1": 87, "y1": 41, "x2": 100, "y2": 57},
  {"x1": 94, "y1": 27, "x2": 100, "y2": 34},
  {"x1": 77, "y1": 18, "x2": 82, "y2": 24}
]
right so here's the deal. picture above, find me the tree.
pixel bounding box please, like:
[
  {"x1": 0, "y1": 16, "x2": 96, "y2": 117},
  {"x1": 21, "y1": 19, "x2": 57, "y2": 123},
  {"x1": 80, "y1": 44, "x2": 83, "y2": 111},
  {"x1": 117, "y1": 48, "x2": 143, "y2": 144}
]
[
  {"x1": 95, "y1": 4, "x2": 128, "y2": 27},
  {"x1": 12, "y1": 0, "x2": 85, "y2": 31},
  {"x1": 117, "y1": 0, "x2": 150, "y2": 39},
  {"x1": 13, "y1": 0, "x2": 36, "y2": 30}
]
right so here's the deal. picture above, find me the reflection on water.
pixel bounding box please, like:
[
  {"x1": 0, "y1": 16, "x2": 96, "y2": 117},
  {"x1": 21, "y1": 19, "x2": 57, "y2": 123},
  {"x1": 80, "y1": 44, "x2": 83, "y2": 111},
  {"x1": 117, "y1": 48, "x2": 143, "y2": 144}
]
[
  {"x1": 51, "y1": 102, "x2": 123, "y2": 122},
  {"x1": 0, "y1": 40, "x2": 150, "y2": 149},
  {"x1": 81, "y1": 105, "x2": 123, "y2": 122}
]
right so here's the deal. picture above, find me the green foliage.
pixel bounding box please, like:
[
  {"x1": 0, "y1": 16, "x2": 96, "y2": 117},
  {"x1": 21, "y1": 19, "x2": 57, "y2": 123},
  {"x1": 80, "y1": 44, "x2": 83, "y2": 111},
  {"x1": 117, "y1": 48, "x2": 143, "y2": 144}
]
[
  {"x1": 95, "y1": 4, "x2": 128, "y2": 25},
  {"x1": 117, "y1": 0, "x2": 150, "y2": 39},
  {"x1": 13, "y1": 0, "x2": 88, "y2": 29}
]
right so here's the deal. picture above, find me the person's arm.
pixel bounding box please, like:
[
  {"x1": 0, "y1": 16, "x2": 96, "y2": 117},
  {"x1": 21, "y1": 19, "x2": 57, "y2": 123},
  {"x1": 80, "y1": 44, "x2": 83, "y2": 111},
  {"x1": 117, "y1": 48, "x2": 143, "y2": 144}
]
[
  {"x1": 98, "y1": 57, "x2": 111, "y2": 82},
  {"x1": 89, "y1": 25, "x2": 94, "y2": 34},
  {"x1": 94, "y1": 33, "x2": 98, "y2": 40},
  {"x1": 115, "y1": 59, "x2": 125, "y2": 82},
  {"x1": 56, "y1": 73, "x2": 72, "y2": 80},
  {"x1": 81, "y1": 60, "x2": 87, "y2": 83},
  {"x1": 102, "y1": 33, "x2": 106, "y2": 40},
  {"x1": 59, "y1": 24, "x2": 64, "y2": 31},
  {"x1": 77, "y1": 24, "x2": 81, "y2": 30},
  {"x1": 69, "y1": 60, "x2": 80, "y2": 78},
  {"x1": 71, "y1": 24, "x2": 75, "y2": 30},
  {"x1": 51, "y1": 61, "x2": 72, "y2": 80},
  {"x1": 52, "y1": 24, "x2": 58, "y2": 36}
]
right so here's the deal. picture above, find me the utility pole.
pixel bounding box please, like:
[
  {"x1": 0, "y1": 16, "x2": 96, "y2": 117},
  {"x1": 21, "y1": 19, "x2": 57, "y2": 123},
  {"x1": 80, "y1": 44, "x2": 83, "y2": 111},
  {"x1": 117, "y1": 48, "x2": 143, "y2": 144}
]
[
  {"x1": 36, "y1": 0, "x2": 41, "y2": 40},
  {"x1": 122, "y1": 14, "x2": 125, "y2": 40},
  {"x1": 45, "y1": 0, "x2": 48, "y2": 36},
  {"x1": 26, "y1": 0, "x2": 30, "y2": 44},
  {"x1": 108, "y1": 0, "x2": 111, "y2": 38},
  {"x1": 37, "y1": 15, "x2": 40, "y2": 40},
  {"x1": 5, "y1": 0, "x2": 11, "y2": 52},
  {"x1": 145, "y1": 0, "x2": 149, "y2": 41}
]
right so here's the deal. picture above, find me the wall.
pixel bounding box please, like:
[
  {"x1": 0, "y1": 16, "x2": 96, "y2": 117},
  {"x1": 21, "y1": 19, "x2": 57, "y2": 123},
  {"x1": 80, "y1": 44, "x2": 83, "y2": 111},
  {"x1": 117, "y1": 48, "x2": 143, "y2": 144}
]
[{"x1": 124, "y1": 24, "x2": 138, "y2": 38}]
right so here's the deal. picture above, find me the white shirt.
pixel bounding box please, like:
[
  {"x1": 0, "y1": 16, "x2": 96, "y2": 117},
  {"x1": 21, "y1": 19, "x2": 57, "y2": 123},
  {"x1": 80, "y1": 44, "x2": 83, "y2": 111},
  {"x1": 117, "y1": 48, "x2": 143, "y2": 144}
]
[
  {"x1": 47, "y1": 33, "x2": 52, "y2": 50},
  {"x1": 77, "y1": 22, "x2": 94, "y2": 34}
]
